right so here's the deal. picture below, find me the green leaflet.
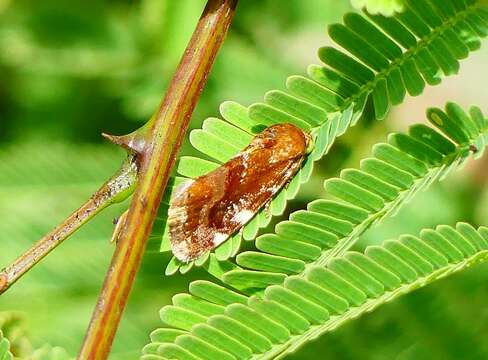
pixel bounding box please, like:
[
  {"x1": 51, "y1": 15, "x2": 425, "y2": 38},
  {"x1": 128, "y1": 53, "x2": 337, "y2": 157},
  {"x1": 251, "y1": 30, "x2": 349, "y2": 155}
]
[
  {"x1": 0, "y1": 330, "x2": 13, "y2": 360},
  {"x1": 143, "y1": 103, "x2": 488, "y2": 358},
  {"x1": 350, "y1": 0, "x2": 405, "y2": 17},
  {"x1": 144, "y1": 224, "x2": 488, "y2": 360}
]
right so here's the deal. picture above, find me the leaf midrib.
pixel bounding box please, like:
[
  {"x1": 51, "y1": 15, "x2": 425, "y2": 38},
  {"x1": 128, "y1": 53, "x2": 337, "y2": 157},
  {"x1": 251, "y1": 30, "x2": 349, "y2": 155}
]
[
  {"x1": 334, "y1": 3, "x2": 481, "y2": 119},
  {"x1": 254, "y1": 249, "x2": 488, "y2": 360}
]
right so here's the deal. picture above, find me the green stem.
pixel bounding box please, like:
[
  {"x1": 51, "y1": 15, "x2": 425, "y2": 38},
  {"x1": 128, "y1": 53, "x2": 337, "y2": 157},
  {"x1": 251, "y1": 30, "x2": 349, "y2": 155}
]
[
  {"x1": 78, "y1": 1, "x2": 238, "y2": 359},
  {"x1": 0, "y1": 155, "x2": 137, "y2": 295}
]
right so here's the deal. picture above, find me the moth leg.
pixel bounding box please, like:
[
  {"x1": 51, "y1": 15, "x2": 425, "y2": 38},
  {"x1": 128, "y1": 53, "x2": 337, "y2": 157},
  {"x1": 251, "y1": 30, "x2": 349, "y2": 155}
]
[{"x1": 111, "y1": 209, "x2": 129, "y2": 244}]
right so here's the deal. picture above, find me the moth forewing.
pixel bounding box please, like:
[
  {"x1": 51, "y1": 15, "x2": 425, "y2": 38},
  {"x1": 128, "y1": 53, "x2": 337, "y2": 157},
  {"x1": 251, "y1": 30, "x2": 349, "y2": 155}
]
[{"x1": 168, "y1": 123, "x2": 311, "y2": 262}]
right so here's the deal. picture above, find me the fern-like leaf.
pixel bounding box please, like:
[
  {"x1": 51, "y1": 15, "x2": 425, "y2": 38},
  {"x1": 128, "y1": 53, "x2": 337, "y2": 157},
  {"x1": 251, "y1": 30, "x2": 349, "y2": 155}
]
[
  {"x1": 157, "y1": 0, "x2": 487, "y2": 272},
  {"x1": 144, "y1": 103, "x2": 488, "y2": 358},
  {"x1": 185, "y1": 104, "x2": 486, "y2": 292},
  {"x1": 144, "y1": 223, "x2": 488, "y2": 360}
]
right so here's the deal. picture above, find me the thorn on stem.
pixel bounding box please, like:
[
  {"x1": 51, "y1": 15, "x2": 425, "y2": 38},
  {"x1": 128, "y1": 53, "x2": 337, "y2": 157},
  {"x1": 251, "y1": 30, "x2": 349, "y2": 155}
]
[{"x1": 102, "y1": 131, "x2": 146, "y2": 154}]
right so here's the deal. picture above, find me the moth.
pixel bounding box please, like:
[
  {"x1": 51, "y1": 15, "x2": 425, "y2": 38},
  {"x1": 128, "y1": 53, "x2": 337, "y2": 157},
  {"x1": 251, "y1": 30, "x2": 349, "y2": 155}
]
[{"x1": 168, "y1": 123, "x2": 312, "y2": 262}]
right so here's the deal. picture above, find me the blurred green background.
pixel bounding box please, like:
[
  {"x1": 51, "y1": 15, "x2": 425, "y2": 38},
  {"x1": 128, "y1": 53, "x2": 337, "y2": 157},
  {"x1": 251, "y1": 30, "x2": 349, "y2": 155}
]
[{"x1": 0, "y1": 0, "x2": 487, "y2": 359}]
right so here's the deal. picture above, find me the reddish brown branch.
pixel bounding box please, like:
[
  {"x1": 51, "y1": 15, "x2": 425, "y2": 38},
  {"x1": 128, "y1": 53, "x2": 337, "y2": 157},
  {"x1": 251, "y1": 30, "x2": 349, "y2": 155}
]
[{"x1": 78, "y1": 1, "x2": 238, "y2": 358}]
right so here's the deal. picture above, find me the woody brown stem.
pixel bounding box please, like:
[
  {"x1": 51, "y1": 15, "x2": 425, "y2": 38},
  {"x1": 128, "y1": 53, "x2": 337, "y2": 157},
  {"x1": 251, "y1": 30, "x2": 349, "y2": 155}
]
[
  {"x1": 0, "y1": 155, "x2": 138, "y2": 295},
  {"x1": 78, "y1": 1, "x2": 238, "y2": 358}
]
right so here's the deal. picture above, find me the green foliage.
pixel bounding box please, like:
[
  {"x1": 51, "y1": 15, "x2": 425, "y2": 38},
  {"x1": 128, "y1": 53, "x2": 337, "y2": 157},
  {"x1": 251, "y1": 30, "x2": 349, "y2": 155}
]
[
  {"x1": 0, "y1": 312, "x2": 30, "y2": 358},
  {"x1": 0, "y1": 330, "x2": 13, "y2": 360},
  {"x1": 1, "y1": 2, "x2": 359, "y2": 358},
  {"x1": 288, "y1": 260, "x2": 488, "y2": 359},
  {"x1": 350, "y1": 0, "x2": 404, "y2": 16},
  {"x1": 143, "y1": 103, "x2": 488, "y2": 358},
  {"x1": 144, "y1": 223, "x2": 488, "y2": 360},
  {"x1": 0, "y1": 312, "x2": 73, "y2": 359},
  {"x1": 0, "y1": 1, "x2": 487, "y2": 359},
  {"x1": 30, "y1": 345, "x2": 73, "y2": 360},
  {"x1": 158, "y1": 0, "x2": 488, "y2": 272},
  {"x1": 143, "y1": 103, "x2": 488, "y2": 359}
]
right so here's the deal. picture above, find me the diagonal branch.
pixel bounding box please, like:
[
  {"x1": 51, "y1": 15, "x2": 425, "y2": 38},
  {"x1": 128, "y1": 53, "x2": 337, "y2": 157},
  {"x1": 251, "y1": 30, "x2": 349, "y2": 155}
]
[
  {"x1": 78, "y1": 1, "x2": 239, "y2": 358},
  {"x1": 0, "y1": 154, "x2": 138, "y2": 295}
]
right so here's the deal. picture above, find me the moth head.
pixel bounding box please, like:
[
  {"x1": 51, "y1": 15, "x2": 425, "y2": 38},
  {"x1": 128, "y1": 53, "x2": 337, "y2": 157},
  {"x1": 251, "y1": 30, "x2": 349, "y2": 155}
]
[{"x1": 256, "y1": 123, "x2": 311, "y2": 163}]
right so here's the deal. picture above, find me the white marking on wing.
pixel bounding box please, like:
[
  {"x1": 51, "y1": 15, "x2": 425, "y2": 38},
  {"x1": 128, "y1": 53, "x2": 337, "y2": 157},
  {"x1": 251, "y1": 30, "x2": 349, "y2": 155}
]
[
  {"x1": 167, "y1": 205, "x2": 187, "y2": 226},
  {"x1": 233, "y1": 209, "x2": 254, "y2": 225},
  {"x1": 213, "y1": 232, "x2": 229, "y2": 246},
  {"x1": 171, "y1": 240, "x2": 191, "y2": 262}
]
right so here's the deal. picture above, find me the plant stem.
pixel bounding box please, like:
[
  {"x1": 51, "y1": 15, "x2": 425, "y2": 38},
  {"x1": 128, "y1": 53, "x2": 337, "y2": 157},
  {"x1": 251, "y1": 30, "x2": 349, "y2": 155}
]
[
  {"x1": 0, "y1": 155, "x2": 138, "y2": 295},
  {"x1": 78, "y1": 1, "x2": 238, "y2": 358}
]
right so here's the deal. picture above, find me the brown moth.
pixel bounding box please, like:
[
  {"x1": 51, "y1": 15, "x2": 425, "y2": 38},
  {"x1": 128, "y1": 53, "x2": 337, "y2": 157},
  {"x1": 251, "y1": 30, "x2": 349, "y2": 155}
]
[{"x1": 168, "y1": 123, "x2": 311, "y2": 262}]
